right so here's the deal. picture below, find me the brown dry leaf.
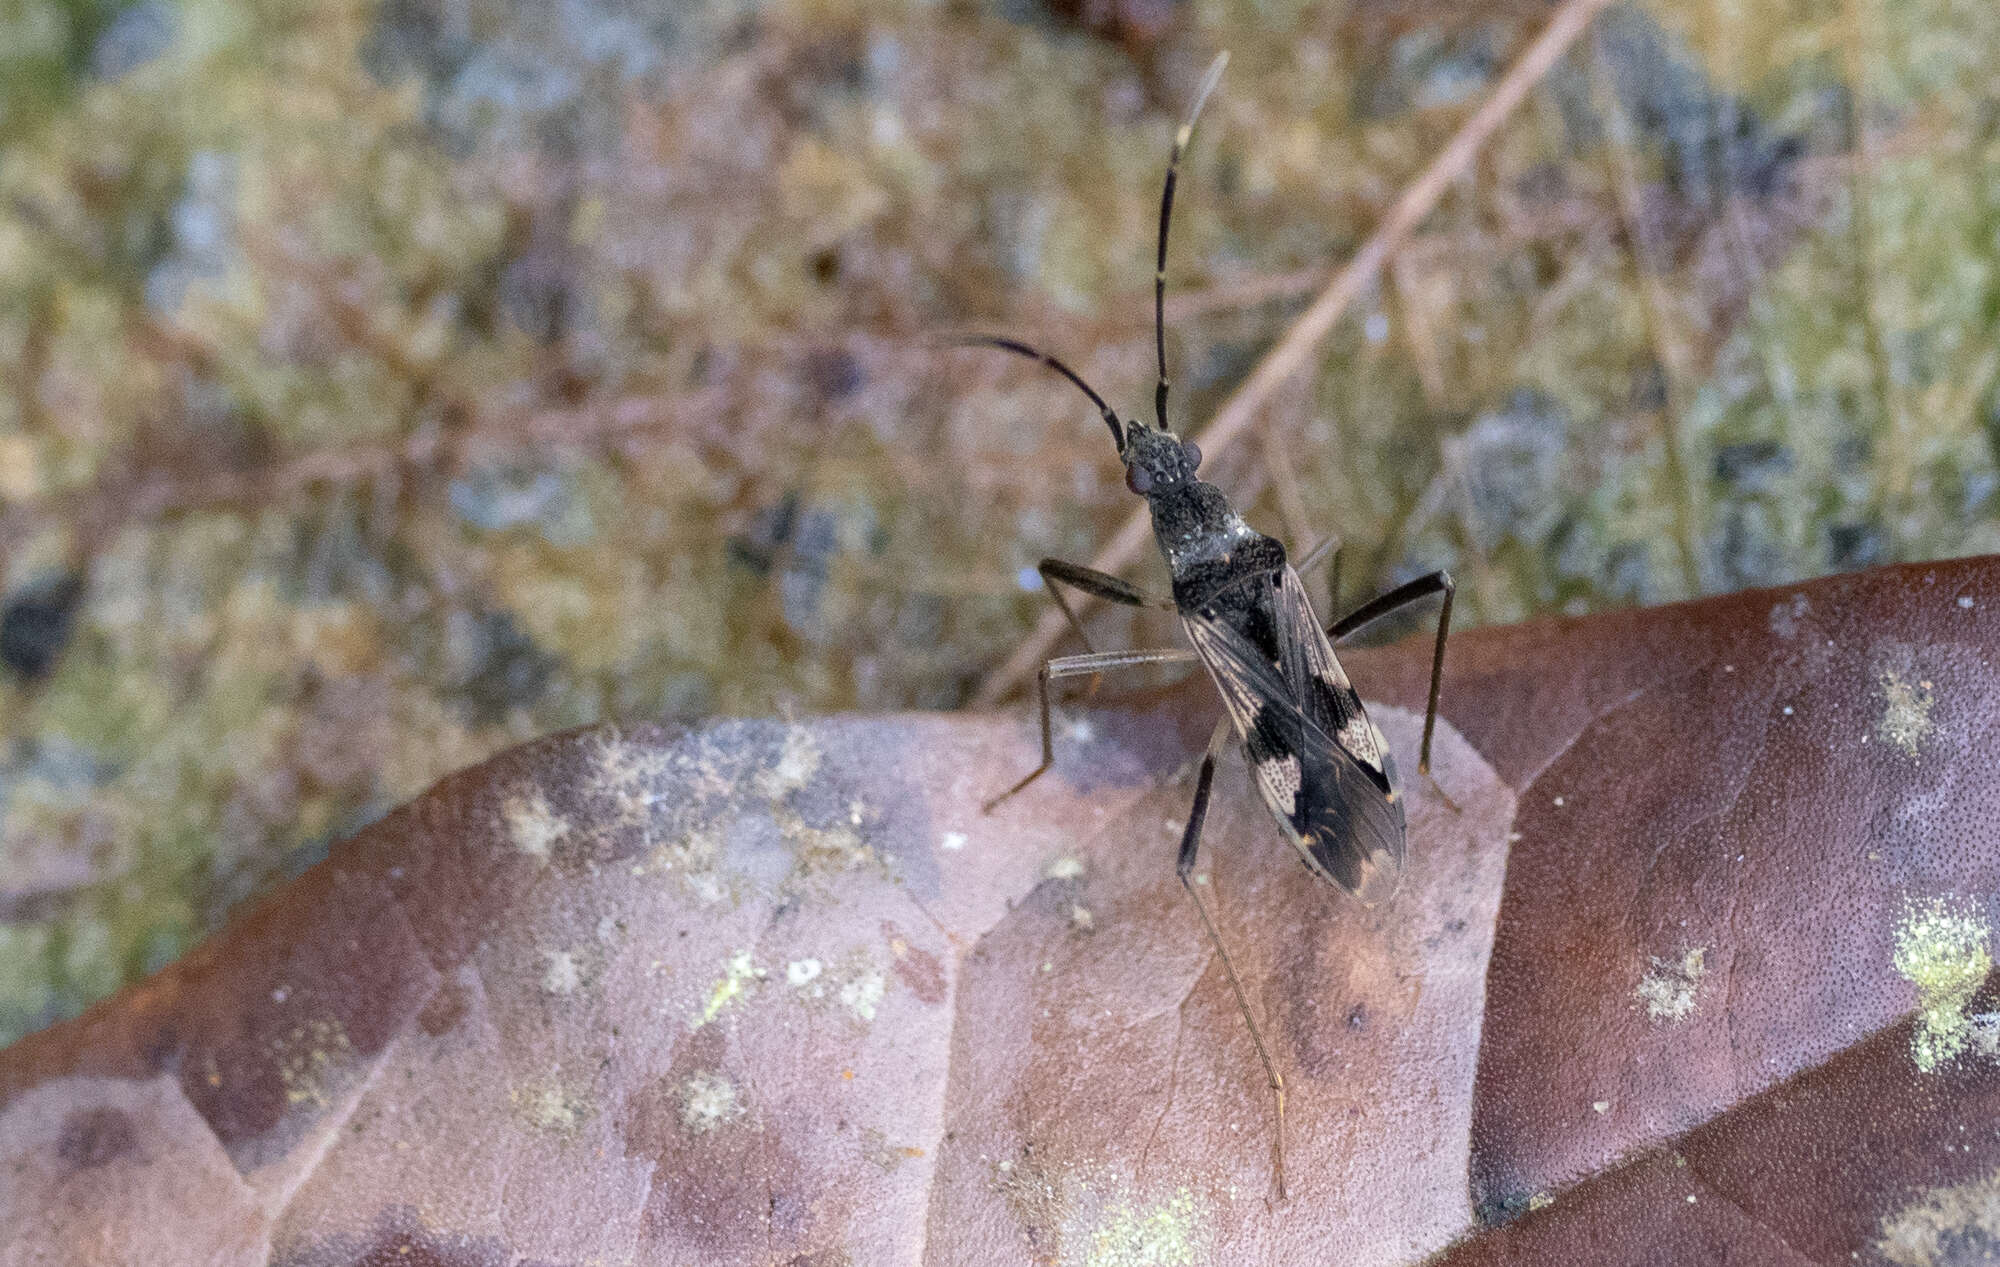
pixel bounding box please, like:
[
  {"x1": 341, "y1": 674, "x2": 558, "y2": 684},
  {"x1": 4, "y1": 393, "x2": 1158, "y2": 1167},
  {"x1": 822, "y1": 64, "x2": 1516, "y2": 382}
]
[{"x1": 1, "y1": 556, "x2": 1996, "y2": 1265}]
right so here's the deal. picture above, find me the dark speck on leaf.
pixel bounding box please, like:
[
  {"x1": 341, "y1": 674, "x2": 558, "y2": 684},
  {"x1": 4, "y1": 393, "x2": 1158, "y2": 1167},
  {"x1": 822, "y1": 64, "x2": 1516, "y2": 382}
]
[
  {"x1": 417, "y1": 982, "x2": 471, "y2": 1038},
  {"x1": 1, "y1": 572, "x2": 84, "y2": 681},
  {"x1": 57, "y1": 1107, "x2": 137, "y2": 1168}
]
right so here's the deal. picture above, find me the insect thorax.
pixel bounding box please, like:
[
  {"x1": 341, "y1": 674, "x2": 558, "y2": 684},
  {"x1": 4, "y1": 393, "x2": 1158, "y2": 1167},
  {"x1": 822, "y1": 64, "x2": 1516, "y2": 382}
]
[{"x1": 1152, "y1": 482, "x2": 1288, "y2": 615}]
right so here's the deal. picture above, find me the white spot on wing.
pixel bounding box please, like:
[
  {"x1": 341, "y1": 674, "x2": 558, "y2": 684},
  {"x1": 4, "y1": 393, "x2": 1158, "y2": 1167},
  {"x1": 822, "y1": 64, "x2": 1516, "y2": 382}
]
[
  {"x1": 1258, "y1": 754, "x2": 1302, "y2": 813},
  {"x1": 1336, "y1": 715, "x2": 1384, "y2": 768}
]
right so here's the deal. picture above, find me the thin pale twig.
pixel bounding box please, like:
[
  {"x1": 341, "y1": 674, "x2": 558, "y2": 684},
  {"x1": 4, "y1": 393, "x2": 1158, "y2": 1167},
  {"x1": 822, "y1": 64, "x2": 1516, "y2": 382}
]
[{"x1": 971, "y1": 0, "x2": 1620, "y2": 708}]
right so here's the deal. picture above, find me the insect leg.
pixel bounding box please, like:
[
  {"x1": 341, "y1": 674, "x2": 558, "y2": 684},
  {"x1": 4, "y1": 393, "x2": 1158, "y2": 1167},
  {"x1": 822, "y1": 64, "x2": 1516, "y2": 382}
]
[
  {"x1": 982, "y1": 647, "x2": 1199, "y2": 813},
  {"x1": 1036, "y1": 559, "x2": 1177, "y2": 700},
  {"x1": 1329, "y1": 570, "x2": 1456, "y2": 777},
  {"x1": 1292, "y1": 534, "x2": 1344, "y2": 618},
  {"x1": 1174, "y1": 715, "x2": 1233, "y2": 878},
  {"x1": 1174, "y1": 717, "x2": 1289, "y2": 1200},
  {"x1": 1038, "y1": 557, "x2": 1175, "y2": 656}
]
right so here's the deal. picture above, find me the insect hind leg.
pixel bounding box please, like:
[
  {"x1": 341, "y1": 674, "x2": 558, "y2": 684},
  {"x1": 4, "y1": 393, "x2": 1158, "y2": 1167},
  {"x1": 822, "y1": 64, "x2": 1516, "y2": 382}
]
[
  {"x1": 1329, "y1": 569, "x2": 1457, "y2": 804},
  {"x1": 1292, "y1": 534, "x2": 1343, "y2": 618},
  {"x1": 1175, "y1": 715, "x2": 1289, "y2": 1200},
  {"x1": 982, "y1": 647, "x2": 1198, "y2": 813}
]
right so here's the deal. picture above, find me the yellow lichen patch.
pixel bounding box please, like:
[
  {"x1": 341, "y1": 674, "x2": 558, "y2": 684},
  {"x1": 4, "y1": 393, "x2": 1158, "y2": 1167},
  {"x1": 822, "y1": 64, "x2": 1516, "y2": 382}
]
[
  {"x1": 588, "y1": 734, "x2": 682, "y2": 825},
  {"x1": 1636, "y1": 947, "x2": 1707, "y2": 1023},
  {"x1": 1081, "y1": 1187, "x2": 1206, "y2": 1267},
  {"x1": 678, "y1": 1071, "x2": 745, "y2": 1134},
  {"x1": 1893, "y1": 896, "x2": 1993, "y2": 1072},
  {"x1": 861, "y1": 1128, "x2": 928, "y2": 1172},
  {"x1": 1877, "y1": 668, "x2": 1937, "y2": 757},
  {"x1": 754, "y1": 727, "x2": 822, "y2": 800},
  {"x1": 273, "y1": 1017, "x2": 353, "y2": 1109},
  {"x1": 692, "y1": 949, "x2": 765, "y2": 1030},
  {"x1": 1874, "y1": 1164, "x2": 2000, "y2": 1266},
  {"x1": 839, "y1": 966, "x2": 886, "y2": 1022},
  {"x1": 642, "y1": 825, "x2": 732, "y2": 905},
  {"x1": 511, "y1": 1074, "x2": 594, "y2": 1138},
  {"x1": 502, "y1": 789, "x2": 567, "y2": 861},
  {"x1": 782, "y1": 809, "x2": 878, "y2": 876}
]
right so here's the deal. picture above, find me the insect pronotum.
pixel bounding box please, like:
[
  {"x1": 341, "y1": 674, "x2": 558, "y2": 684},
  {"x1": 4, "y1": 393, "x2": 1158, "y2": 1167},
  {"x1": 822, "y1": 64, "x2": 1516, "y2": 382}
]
[{"x1": 968, "y1": 51, "x2": 1456, "y2": 1200}]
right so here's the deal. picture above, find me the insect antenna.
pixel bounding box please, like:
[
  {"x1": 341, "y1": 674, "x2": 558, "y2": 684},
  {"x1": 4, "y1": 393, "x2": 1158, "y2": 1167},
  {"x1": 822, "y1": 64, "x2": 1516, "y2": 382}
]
[
  {"x1": 955, "y1": 334, "x2": 1125, "y2": 451},
  {"x1": 1154, "y1": 51, "x2": 1229, "y2": 432}
]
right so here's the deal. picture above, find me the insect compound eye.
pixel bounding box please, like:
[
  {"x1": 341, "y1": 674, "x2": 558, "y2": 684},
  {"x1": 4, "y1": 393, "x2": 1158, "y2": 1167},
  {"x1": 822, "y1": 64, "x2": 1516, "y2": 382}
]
[
  {"x1": 1125, "y1": 463, "x2": 1154, "y2": 495},
  {"x1": 1181, "y1": 440, "x2": 1202, "y2": 471}
]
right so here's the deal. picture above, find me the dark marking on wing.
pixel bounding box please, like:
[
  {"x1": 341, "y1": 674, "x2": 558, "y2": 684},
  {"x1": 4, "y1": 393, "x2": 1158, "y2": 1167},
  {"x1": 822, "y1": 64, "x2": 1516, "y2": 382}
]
[
  {"x1": 1184, "y1": 602, "x2": 1405, "y2": 904},
  {"x1": 1271, "y1": 567, "x2": 1395, "y2": 793}
]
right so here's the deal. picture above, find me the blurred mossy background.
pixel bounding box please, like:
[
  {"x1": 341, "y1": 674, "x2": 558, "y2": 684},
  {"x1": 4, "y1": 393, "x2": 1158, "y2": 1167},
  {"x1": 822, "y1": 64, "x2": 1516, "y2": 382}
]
[{"x1": 1, "y1": 0, "x2": 1996, "y2": 1043}]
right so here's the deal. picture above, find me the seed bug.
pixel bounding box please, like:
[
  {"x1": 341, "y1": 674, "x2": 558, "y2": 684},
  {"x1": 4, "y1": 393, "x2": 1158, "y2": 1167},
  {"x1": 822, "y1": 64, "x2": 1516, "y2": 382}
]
[{"x1": 967, "y1": 52, "x2": 1455, "y2": 1199}]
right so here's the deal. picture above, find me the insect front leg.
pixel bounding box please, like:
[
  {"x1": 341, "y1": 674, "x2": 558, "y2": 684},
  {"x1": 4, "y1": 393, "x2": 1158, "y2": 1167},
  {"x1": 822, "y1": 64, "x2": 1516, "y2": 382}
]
[
  {"x1": 1037, "y1": 558, "x2": 1177, "y2": 698},
  {"x1": 1330, "y1": 569, "x2": 1457, "y2": 793},
  {"x1": 1174, "y1": 715, "x2": 1289, "y2": 1200},
  {"x1": 1038, "y1": 558, "x2": 1176, "y2": 652},
  {"x1": 982, "y1": 647, "x2": 1198, "y2": 814}
]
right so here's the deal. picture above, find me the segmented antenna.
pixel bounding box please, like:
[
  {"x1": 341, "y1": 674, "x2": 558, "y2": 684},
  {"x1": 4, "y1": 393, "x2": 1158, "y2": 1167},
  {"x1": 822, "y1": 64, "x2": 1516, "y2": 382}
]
[
  {"x1": 957, "y1": 335, "x2": 1125, "y2": 451},
  {"x1": 1155, "y1": 51, "x2": 1229, "y2": 433}
]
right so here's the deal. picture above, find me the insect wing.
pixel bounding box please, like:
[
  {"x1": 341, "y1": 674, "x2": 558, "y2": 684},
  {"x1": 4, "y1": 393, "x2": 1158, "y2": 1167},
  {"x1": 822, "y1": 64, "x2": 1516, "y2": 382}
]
[
  {"x1": 1183, "y1": 601, "x2": 1405, "y2": 904},
  {"x1": 1271, "y1": 566, "x2": 1398, "y2": 796}
]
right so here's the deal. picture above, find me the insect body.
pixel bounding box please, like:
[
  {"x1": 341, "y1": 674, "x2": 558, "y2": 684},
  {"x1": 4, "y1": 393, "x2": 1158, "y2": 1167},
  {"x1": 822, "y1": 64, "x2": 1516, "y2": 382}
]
[
  {"x1": 1141, "y1": 423, "x2": 1411, "y2": 902},
  {"x1": 969, "y1": 52, "x2": 1455, "y2": 1199}
]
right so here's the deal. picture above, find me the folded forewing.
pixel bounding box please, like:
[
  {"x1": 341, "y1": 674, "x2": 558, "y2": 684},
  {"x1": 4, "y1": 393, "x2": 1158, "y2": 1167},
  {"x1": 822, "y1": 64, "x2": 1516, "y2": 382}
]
[{"x1": 1183, "y1": 597, "x2": 1405, "y2": 903}]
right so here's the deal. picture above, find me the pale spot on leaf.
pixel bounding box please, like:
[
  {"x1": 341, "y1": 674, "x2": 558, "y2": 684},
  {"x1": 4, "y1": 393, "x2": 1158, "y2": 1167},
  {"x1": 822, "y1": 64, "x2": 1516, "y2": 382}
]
[
  {"x1": 1636, "y1": 947, "x2": 1706, "y2": 1023},
  {"x1": 679, "y1": 1071, "x2": 744, "y2": 1134},
  {"x1": 502, "y1": 790, "x2": 566, "y2": 861},
  {"x1": 1894, "y1": 896, "x2": 1993, "y2": 1073}
]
